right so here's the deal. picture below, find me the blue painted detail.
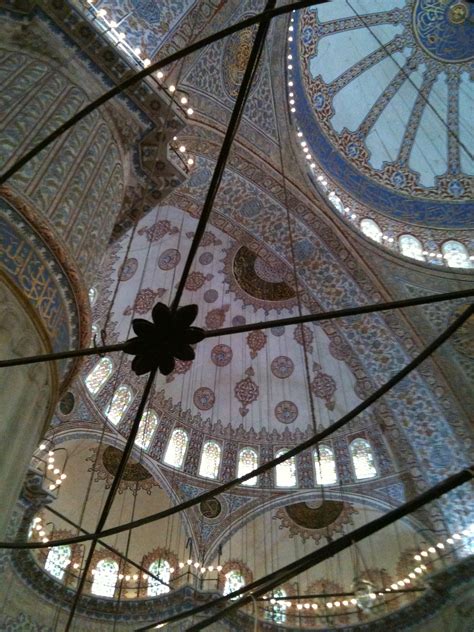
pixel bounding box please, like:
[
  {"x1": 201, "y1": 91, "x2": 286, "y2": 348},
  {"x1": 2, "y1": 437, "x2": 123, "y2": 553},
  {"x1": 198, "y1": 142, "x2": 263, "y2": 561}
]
[{"x1": 413, "y1": 0, "x2": 474, "y2": 63}]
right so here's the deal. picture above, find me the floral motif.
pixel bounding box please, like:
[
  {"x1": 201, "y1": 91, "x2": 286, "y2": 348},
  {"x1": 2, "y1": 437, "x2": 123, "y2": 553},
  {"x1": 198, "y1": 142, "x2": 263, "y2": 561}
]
[
  {"x1": 123, "y1": 288, "x2": 166, "y2": 315},
  {"x1": 310, "y1": 362, "x2": 337, "y2": 410},
  {"x1": 193, "y1": 387, "x2": 215, "y2": 411},
  {"x1": 205, "y1": 305, "x2": 229, "y2": 329},
  {"x1": 86, "y1": 446, "x2": 160, "y2": 495},
  {"x1": 211, "y1": 344, "x2": 233, "y2": 367},
  {"x1": 184, "y1": 271, "x2": 213, "y2": 291},
  {"x1": 246, "y1": 330, "x2": 267, "y2": 359},
  {"x1": 274, "y1": 500, "x2": 358, "y2": 543},
  {"x1": 275, "y1": 401, "x2": 298, "y2": 424},
  {"x1": 270, "y1": 356, "x2": 294, "y2": 379},
  {"x1": 293, "y1": 323, "x2": 314, "y2": 352},
  {"x1": 199, "y1": 252, "x2": 213, "y2": 265},
  {"x1": 138, "y1": 220, "x2": 179, "y2": 242},
  {"x1": 165, "y1": 359, "x2": 193, "y2": 383},
  {"x1": 234, "y1": 367, "x2": 259, "y2": 417},
  {"x1": 158, "y1": 248, "x2": 181, "y2": 270},
  {"x1": 185, "y1": 230, "x2": 222, "y2": 246}
]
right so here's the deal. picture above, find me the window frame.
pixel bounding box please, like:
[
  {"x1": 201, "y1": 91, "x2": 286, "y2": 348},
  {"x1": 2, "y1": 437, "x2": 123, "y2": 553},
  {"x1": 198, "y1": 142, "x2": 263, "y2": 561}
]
[
  {"x1": 349, "y1": 437, "x2": 378, "y2": 481},
  {"x1": 198, "y1": 439, "x2": 222, "y2": 480},
  {"x1": 163, "y1": 427, "x2": 189, "y2": 470},
  {"x1": 274, "y1": 449, "x2": 297, "y2": 488}
]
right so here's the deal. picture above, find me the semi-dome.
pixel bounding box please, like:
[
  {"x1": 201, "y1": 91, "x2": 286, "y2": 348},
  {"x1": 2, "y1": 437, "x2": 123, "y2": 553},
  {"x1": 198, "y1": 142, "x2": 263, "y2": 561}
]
[{"x1": 289, "y1": 0, "x2": 473, "y2": 265}]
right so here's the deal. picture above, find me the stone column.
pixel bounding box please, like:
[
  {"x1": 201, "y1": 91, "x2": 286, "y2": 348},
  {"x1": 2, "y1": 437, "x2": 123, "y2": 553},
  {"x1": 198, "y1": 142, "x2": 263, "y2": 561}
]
[{"x1": 0, "y1": 275, "x2": 56, "y2": 539}]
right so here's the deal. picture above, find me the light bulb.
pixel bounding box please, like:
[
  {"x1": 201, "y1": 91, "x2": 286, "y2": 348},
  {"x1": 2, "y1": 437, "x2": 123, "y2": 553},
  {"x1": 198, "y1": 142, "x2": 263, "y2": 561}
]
[
  {"x1": 453, "y1": 533, "x2": 462, "y2": 540},
  {"x1": 270, "y1": 598, "x2": 276, "y2": 605},
  {"x1": 414, "y1": 554, "x2": 421, "y2": 561},
  {"x1": 187, "y1": 107, "x2": 194, "y2": 116},
  {"x1": 98, "y1": 8, "x2": 107, "y2": 17},
  {"x1": 48, "y1": 457, "x2": 54, "y2": 464},
  {"x1": 397, "y1": 580, "x2": 405, "y2": 587},
  {"x1": 39, "y1": 443, "x2": 46, "y2": 450},
  {"x1": 169, "y1": 567, "x2": 174, "y2": 573},
  {"x1": 312, "y1": 603, "x2": 318, "y2": 610},
  {"x1": 33, "y1": 517, "x2": 41, "y2": 523},
  {"x1": 179, "y1": 145, "x2": 186, "y2": 153},
  {"x1": 391, "y1": 583, "x2": 398, "y2": 590},
  {"x1": 342, "y1": 600, "x2": 348, "y2": 606},
  {"x1": 133, "y1": 574, "x2": 138, "y2": 581},
  {"x1": 125, "y1": 575, "x2": 130, "y2": 581},
  {"x1": 49, "y1": 484, "x2": 55, "y2": 490},
  {"x1": 156, "y1": 70, "x2": 164, "y2": 79},
  {"x1": 304, "y1": 603, "x2": 310, "y2": 609},
  {"x1": 208, "y1": 565, "x2": 214, "y2": 572},
  {"x1": 296, "y1": 604, "x2": 303, "y2": 610},
  {"x1": 144, "y1": 59, "x2": 151, "y2": 67},
  {"x1": 436, "y1": 542, "x2": 445, "y2": 549},
  {"x1": 193, "y1": 562, "x2": 200, "y2": 568},
  {"x1": 110, "y1": 20, "x2": 118, "y2": 28},
  {"x1": 178, "y1": 562, "x2": 184, "y2": 569},
  {"x1": 55, "y1": 479, "x2": 61, "y2": 485},
  {"x1": 350, "y1": 598, "x2": 357, "y2": 605},
  {"x1": 53, "y1": 468, "x2": 60, "y2": 475},
  {"x1": 180, "y1": 96, "x2": 188, "y2": 104},
  {"x1": 73, "y1": 563, "x2": 79, "y2": 569},
  {"x1": 169, "y1": 84, "x2": 176, "y2": 93},
  {"x1": 60, "y1": 473, "x2": 67, "y2": 480},
  {"x1": 134, "y1": 47, "x2": 141, "y2": 55},
  {"x1": 421, "y1": 550, "x2": 428, "y2": 557},
  {"x1": 334, "y1": 601, "x2": 340, "y2": 607},
  {"x1": 42, "y1": 537, "x2": 49, "y2": 543},
  {"x1": 326, "y1": 602, "x2": 333, "y2": 608},
  {"x1": 187, "y1": 559, "x2": 192, "y2": 565},
  {"x1": 47, "y1": 464, "x2": 54, "y2": 470},
  {"x1": 118, "y1": 574, "x2": 124, "y2": 580},
  {"x1": 35, "y1": 524, "x2": 42, "y2": 531},
  {"x1": 409, "y1": 572, "x2": 416, "y2": 579},
  {"x1": 187, "y1": 158, "x2": 194, "y2": 166},
  {"x1": 216, "y1": 565, "x2": 222, "y2": 572},
  {"x1": 428, "y1": 547, "x2": 436, "y2": 554}
]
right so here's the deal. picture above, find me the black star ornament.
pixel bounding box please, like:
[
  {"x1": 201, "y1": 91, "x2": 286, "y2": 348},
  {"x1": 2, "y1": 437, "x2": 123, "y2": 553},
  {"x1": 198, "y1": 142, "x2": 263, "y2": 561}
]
[{"x1": 124, "y1": 303, "x2": 205, "y2": 376}]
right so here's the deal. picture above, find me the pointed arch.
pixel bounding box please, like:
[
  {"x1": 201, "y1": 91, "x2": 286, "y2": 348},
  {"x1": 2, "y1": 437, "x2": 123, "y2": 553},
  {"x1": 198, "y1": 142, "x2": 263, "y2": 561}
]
[
  {"x1": 135, "y1": 409, "x2": 159, "y2": 450},
  {"x1": 314, "y1": 444, "x2": 337, "y2": 485},
  {"x1": 399, "y1": 234, "x2": 425, "y2": 261},
  {"x1": 265, "y1": 588, "x2": 287, "y2": 623},
  {"x1": 105, "y1": 385, "x2": 133, "y2": 426},
  {"x1": 350, "y1": 438, "x2": 377, "y2": 480},
  {"x1": 275, "y1": 449, "x2": 297, "y2": 487},
  {"x1": 360, "y1": 218, "x2": 382, "y2": 243},
  {"x1": 441, "y1": 240, "x2": 472, "y2": 268},
  {"x1": 147, "y1": 559, "x2": 171, "y2": 597},
  {"x1": 163, "y1": 428, "x2": 188, "y2": 469},
  {"x1": 223, "y1": 569, "x2": 245, "y2": 596},
  {"x1": 237, "y1": 447, "x2": 258, "y2": 486},
  {"x1": 84, "y1": 357, "x2": 113, "y2": 395},
  {"x1": 199, "y1": 440, "x2": 222, "y2": 479}
]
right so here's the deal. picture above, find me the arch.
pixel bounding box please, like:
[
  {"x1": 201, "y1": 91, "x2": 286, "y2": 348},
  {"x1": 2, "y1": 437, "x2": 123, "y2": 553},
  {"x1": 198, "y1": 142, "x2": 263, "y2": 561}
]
[
  {"x1": 147, "y1": 559, "x2": 171, "y2": 597},
  {"x1": 237, "y1": 447, "x2": 258, "y2": 486},
  {"x1": 163, "y1": 428, "x2": 189, "y2": 469},
  {"x1": 84, "y1": 357, "x2": 113, "y2": 396},
  {"x1": 44, "y1": 544, "x2": 71, "y2": 581},
  {"x1": 223, "y1": 569, "x2": 245, "y2": 596},
  {"x1": 105, "y1": 385, "x2": 133, "y2": 426},
  {"x1": 314, "y1": 444, "x2": 337, "y2": 485},
  {"x1": 275, "y1": 449, "x2": 297, "y2": 487},
  {"x1": 135, "y1": 409, "x2": 159, "y2": 450},
  {"x1": 350, "y1": 438, "x2": 377, "y2": 480},
  {"x1": 360, "y1": 218, "x2": 382, "y2": 243},
  {"x1": 399, "y1": 234, "x2": 425, "y2": 261},
  {"x1": 441, "y1": 240, "x2": 472, "y2": 268},
  {"x1": 265, "y1": 588, "x2": 287, "y2": 624},
  {"x1": 199, "y1": 440, "x2": 222, "y2": 479},
  {"x1": 91, "y1": 558, "x2": 119, "y2": 597}
]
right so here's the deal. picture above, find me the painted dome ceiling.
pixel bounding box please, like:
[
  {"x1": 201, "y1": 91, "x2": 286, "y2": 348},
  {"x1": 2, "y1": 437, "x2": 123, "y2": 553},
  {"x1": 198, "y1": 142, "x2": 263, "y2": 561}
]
[{"x1": 290, "y1": 0, "x2": 474, "y2": 251}]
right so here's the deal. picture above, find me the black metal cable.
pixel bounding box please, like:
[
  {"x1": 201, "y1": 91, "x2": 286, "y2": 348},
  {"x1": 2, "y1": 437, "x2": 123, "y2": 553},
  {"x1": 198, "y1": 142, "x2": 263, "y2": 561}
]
[
  {"x1": 2, "y1": 303, "x2": 471, "y2": 552},
  {"x1": 136, "y1": 466, "x2": 473, "y2": 630},
  {"x1": 0, "y1": 0, "x2": 329, "y2": 187},
  {"x1": 0, "y1": 289, "x2": 472, "y2": 369}
]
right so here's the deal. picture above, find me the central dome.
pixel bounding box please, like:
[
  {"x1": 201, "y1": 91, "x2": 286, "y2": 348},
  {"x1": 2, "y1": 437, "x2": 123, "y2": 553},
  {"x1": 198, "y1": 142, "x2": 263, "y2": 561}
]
[{"x1": 290, "y1": 0, "x2": 473, "y2": 239}]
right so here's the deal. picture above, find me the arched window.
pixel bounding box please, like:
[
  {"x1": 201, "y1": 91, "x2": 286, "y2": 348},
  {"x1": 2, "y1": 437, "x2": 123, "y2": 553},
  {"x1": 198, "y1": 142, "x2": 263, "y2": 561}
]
[
  {"x1": 223, "y1": 569, "x2": 245, "y2": 596},
  {"x1": 360, "y1": 218, "x2": 382, "y2": 243},
  {"x1": 350, "y1": 438, "x2": 377, "y2": 480},
  {"x1": 105, "y1": 385, "x2": 133, "y2": 426},
  {"x1": 163, "y1": 428, "x2": 188, "y2": 469},
  {"x1": 91, "y1": 558, "x2": 119, "y2": 597},
  {"x1": 265, "y1": 588, "x2": 287, "y2": 624},
  {"x1": 275, "y1": 449, "x2": 297, "y2": 488},
  {"x1": 199, "y1": 440, "x2": 221, "y2": 479},
  {"x1": 314, "y1": 445, "x2": 337, "y2": 485},
  {"x1": 399, "y1": 234, "x2": 425, "y2": 261},
  {"x1": 328, "y1": 191, "x2": 344, "y2": 213},
  {"x1": 441, "y1": 240, "x2": 472, "y2": 268},
  {"x1": 237, "y1": 448, "x2": 258, "y2": 486},
  {"x1": 90, "y1": 324, "x2": 99, "y2": 346},
  {"x1": 44, "y1": 544, "x2": 71, "y2": 581},
  {"x1": 88, "y1": 287, "x2": 97, "y2": 306},
  {"x1": 147, "y1": 559, "x2": 171, "y2": 596},
  {"x1": 85, "y1": 357, "x2": 113, "y2": 395},
  {"x1": 135, "y1": 409, "x2": 159, "y2": 450}
]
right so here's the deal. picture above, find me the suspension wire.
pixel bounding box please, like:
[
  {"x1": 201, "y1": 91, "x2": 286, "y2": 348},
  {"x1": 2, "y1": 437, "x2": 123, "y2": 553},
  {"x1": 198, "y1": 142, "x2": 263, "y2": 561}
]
[
  {"x1": 0, "y1": 1, "x2": 328, "y2": 187},
  {"x1": 63, "y1": 368, "x2": 157, "y2": 631},
  {"x1": 1, "y1": 289, "x2": 472, "y2": 369},
  {"x1": 345, "y1": 0, "x2": 474, "y2": 163},
  {"x1": 136, "y1": 466, "x2": 473, "y2": 630},
  {"x1": 171, "y1": 0, "x2": 277, "y2": 312},
  {"x1": 2, "y1": 303, "x2": 472, "y2": 552}
]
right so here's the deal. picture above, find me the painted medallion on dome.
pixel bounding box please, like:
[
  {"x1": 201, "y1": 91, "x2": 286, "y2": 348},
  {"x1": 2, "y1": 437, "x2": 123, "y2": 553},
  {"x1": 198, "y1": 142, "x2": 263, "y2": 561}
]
[
  {"x1": 158, "y1": 249, "x2": 181, "y2": 271},
  {"x1": 211, "y1": 344, "x2": 233, "y2": 367},
  {"x1": 275, "y1": 401, "x2": 298, "y2": 424},
  {"x1": 193, "y1": 387, "x2": 215, "y2": 411},
  {"x1": 274, "y1": 500, "x2": 358, "y2": 543},
  {"x1": 118, "y1": 258, "x2": 138, "y2": 281},
  {"x1": 271, "y1": 356, "x2": 294, "y2": 379}
]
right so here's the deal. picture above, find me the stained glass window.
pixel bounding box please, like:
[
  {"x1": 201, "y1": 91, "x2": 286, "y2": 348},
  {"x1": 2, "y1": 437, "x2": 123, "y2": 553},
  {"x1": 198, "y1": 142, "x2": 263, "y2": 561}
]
[
  {"x1": 360, "y1": 219, "x2": 382, "y2": 243},
  {"x1": 199, "y1": 440, "x2": 221, "y2": 479},
  {"x1": 399, "y1": 235, "x2": 425, "y2": 261},
  {"x1": 442, "y1": 240, "x2": 472, "y2": 268},
  {"x1": 265, "y1": 588, "x2": 287, "y2": 624},
  {"x1": 237, "y1": 448, "x2": 258, "y2": 486},
  {"x1": 105, "y1": 385, "x2": 133, "y2": 426},
  {"x1": 328, "y1": 191, "x2": 344, "y2": 213},
  {"x1": 85, "y1": 357, "x2": 113, "y2": 395},
  {"x1": 163, "y1": 428, "x2": 188, "y2": 469},
  {"x1": 91, "y1": 558, "x2": 119, "y2": 597},
  {"x1": 223, "y1": 569, "x2": 245, "y2": 596},
  {"x1": 147, "y1": 559, "x2": 171, "y2": 596},
  {"x1": 314, "y1": 445, "x2": 337, "y2": 485},
  {"x1": 45, "y1": 544, "x2": 71, "y2": 581},
  {"x1": 350, "y1": 438, "x2": 377, "y2": 480},
  {"x1": 275, "y1": 449, "x2": 297, "y2": 488},
  {"x1": 135, "y1": 409, "x2": 159, "y2": 450}
]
